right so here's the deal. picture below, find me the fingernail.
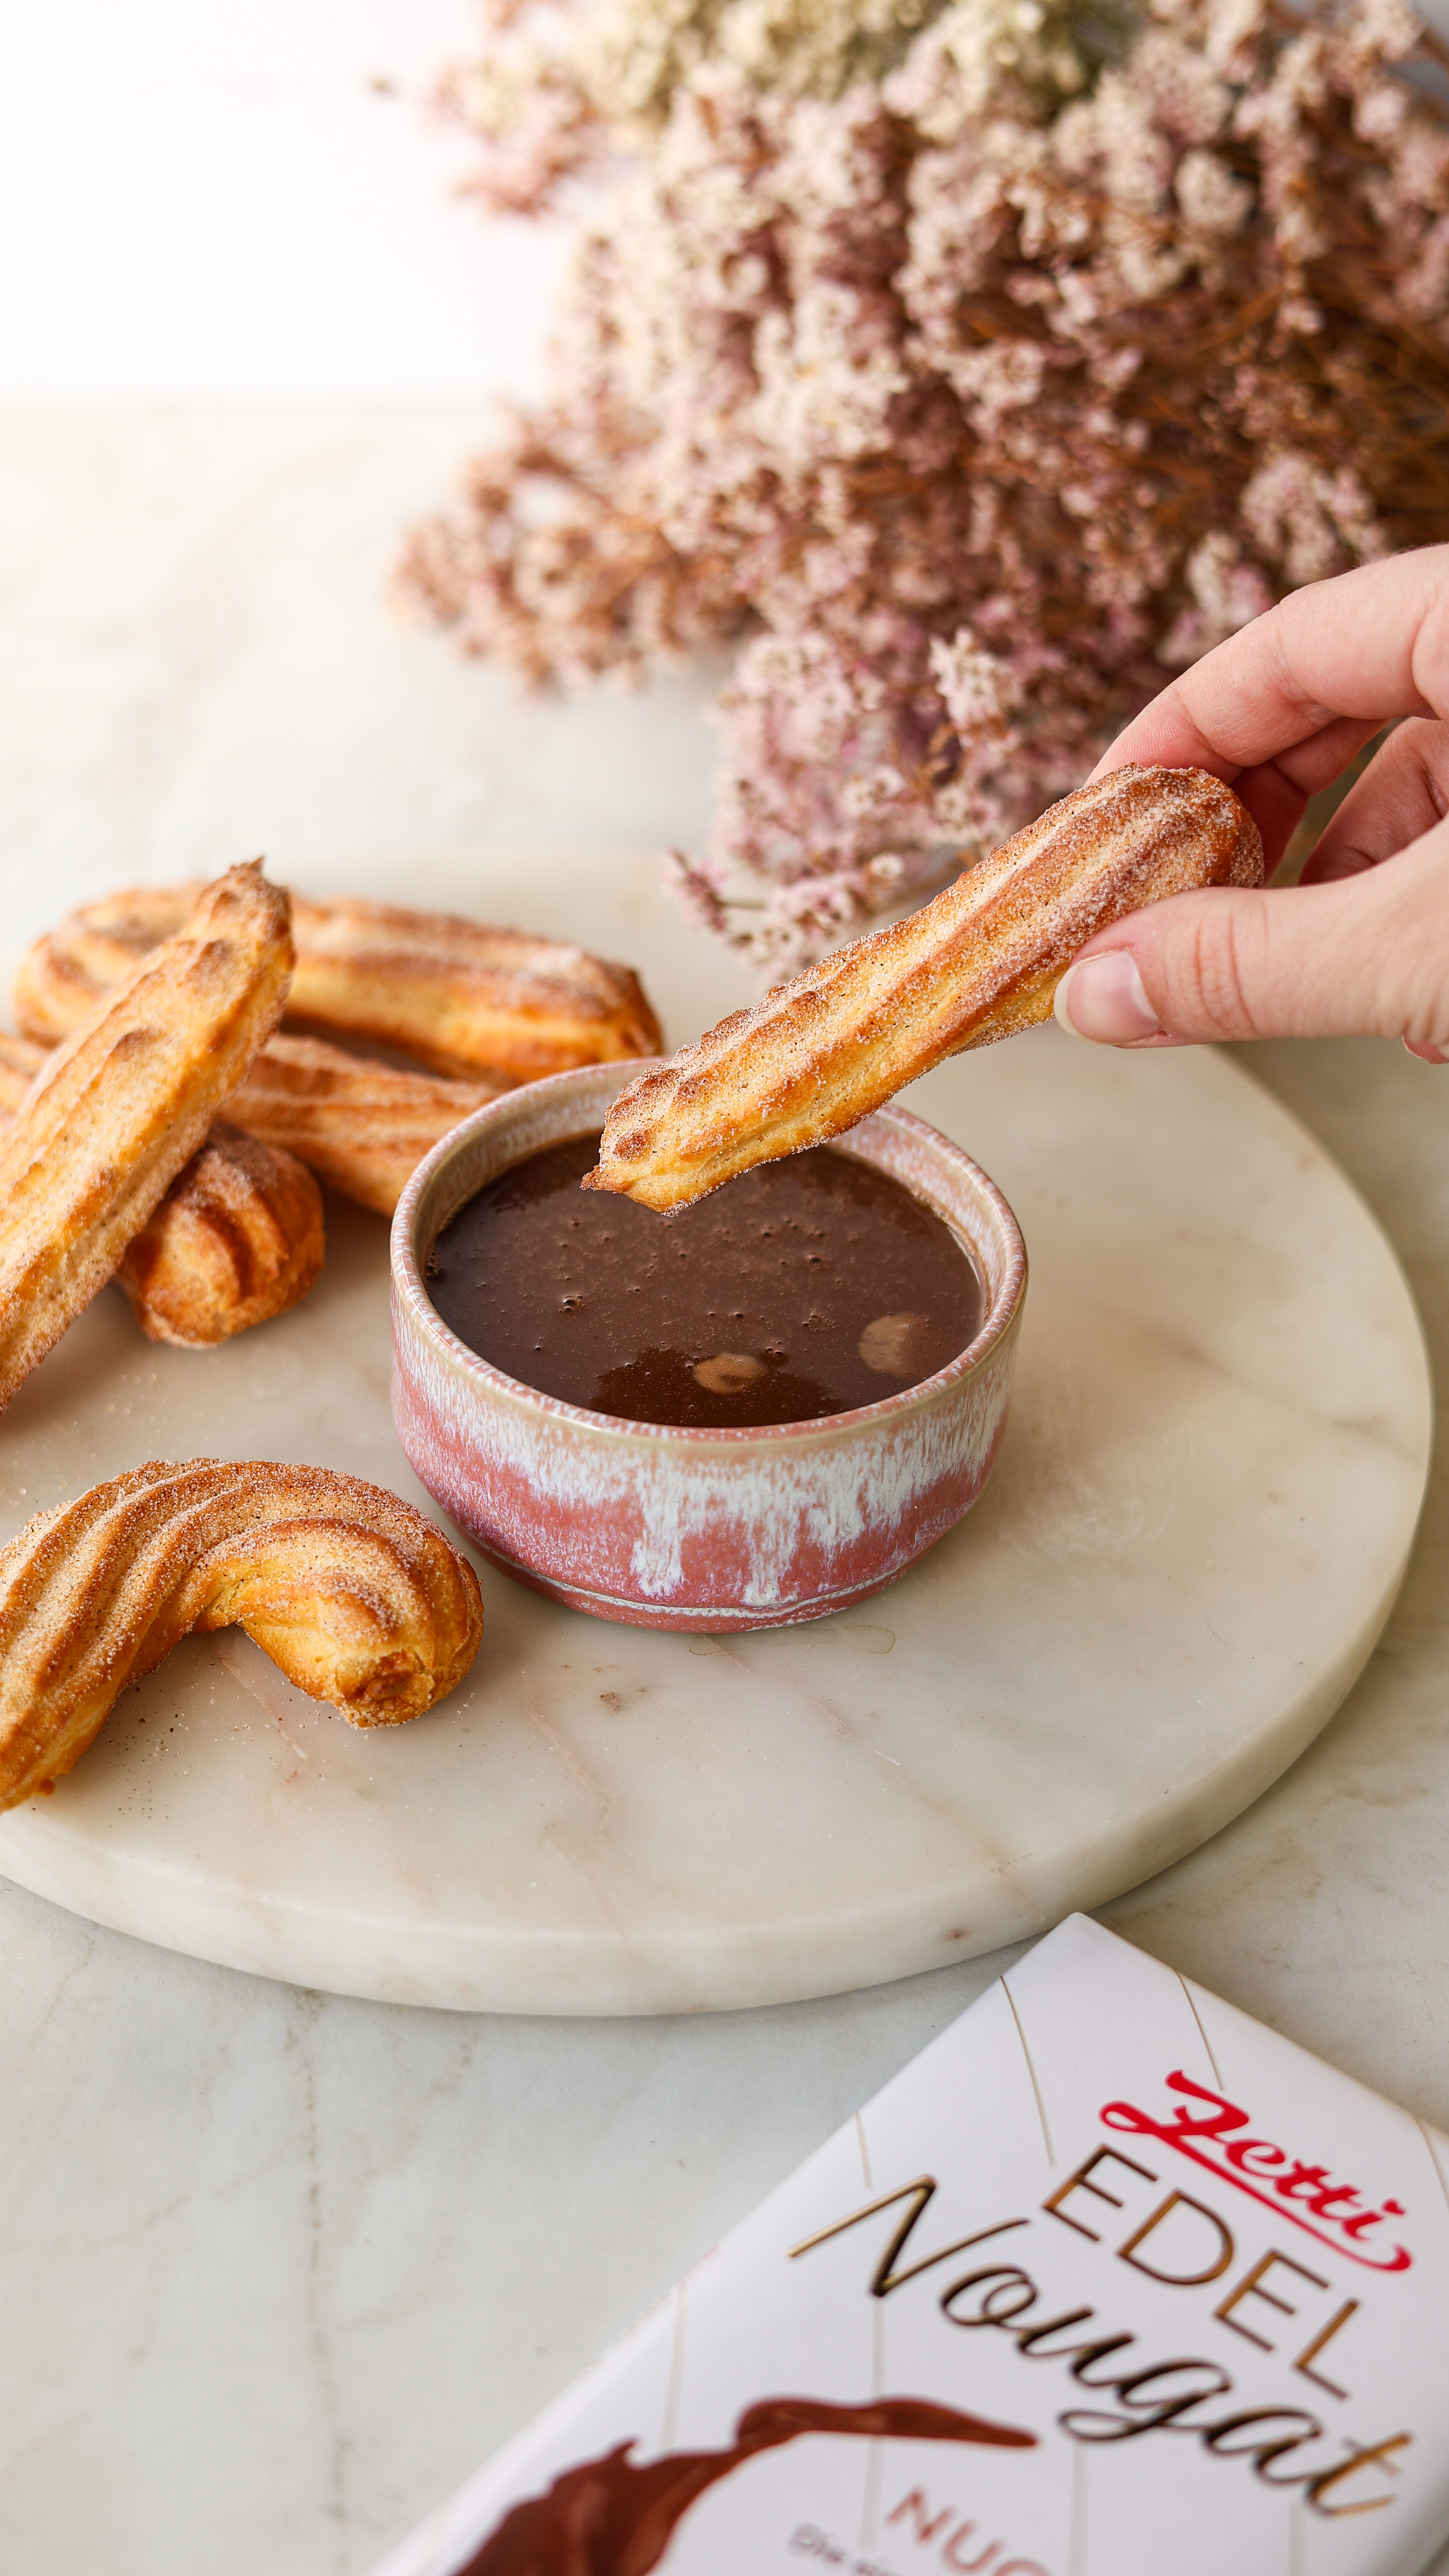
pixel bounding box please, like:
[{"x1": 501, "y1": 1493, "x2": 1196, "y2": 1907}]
[
  {"x1": 1055, "y1": 951, "x2": 1163, "y2": 1045},
  {"x1": 1403, "y1": 1037, "x2": 1449, "y2": 1066}
]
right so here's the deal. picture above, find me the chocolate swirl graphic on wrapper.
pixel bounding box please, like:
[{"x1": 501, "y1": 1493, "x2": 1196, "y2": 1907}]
[{"x1": 454, "y1": 2394, "x2": 1036, "y2": 2575}]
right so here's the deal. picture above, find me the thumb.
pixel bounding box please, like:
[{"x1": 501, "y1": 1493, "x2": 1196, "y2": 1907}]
[{"x1": 1052, "y1": 821, "x2": 1449, "y2": 1057}]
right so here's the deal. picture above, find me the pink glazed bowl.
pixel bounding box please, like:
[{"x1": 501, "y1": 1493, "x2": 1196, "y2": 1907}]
[{"x1": 390, "y1": 1063, "x2": 1027, "y2": 1632}]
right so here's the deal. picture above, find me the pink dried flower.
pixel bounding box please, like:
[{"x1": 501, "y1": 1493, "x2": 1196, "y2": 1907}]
[{"x1": 402, "y1": 0, "x2": 1449, "y2": 969}]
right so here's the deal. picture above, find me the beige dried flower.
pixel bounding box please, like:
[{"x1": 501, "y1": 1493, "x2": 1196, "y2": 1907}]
[{"x1": 406, "y1": 0, "x2": 1449, "y2": 967}]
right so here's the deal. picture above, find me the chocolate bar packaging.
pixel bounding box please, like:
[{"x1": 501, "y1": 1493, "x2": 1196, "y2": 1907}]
[{"x1": 372, "y1": 1916, "x2": 1449, "y2": 2575}]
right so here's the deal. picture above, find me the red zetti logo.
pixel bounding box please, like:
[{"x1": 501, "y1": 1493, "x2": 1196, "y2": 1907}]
[{"x1": 1100, "y1": 2073, "x2": 1412, "y2": 2274}]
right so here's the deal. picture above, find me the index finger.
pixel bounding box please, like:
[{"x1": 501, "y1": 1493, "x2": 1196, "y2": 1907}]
[{"x1": 1091, "y1": 546, "x2": 1449, "y2": 784}]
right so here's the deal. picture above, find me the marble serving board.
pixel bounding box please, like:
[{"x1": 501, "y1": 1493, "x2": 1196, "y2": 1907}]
[{"x1": 0, "y1": 851, "x2": 1431, "y2": 2014}]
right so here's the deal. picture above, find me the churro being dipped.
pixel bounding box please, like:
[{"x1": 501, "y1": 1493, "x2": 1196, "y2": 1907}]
[{"x1": 586, "y1": 767, "x2": 1263, "y2": 1212}]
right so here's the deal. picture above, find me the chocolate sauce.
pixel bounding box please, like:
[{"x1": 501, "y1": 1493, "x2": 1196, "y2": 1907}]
[
  {"x1": 426, "y1": 1135, "x2": 984, "y2": 1428},
  {"x1": 456, "y1": 2395, "x2": 1036, "y2": 2576}
]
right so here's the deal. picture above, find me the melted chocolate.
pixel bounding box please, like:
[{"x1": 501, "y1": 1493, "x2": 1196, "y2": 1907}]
[
  {"x1": 455, "y1": 2395, "x2": 1036, "y2": 2576},
  {"x1": 427, "y1": 1136, "x2": 983, "y2": 1428}
]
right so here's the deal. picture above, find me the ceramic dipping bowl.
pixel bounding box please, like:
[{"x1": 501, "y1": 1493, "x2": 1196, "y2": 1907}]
[{"x1": 391, "y1": 1063, "x2": 1027, "y2": 1632}]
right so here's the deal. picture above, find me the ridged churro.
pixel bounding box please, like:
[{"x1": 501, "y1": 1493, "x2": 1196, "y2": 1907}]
[
  {"x1": 5, "y1": 1023, "x2": 494, "y2": 1226},
  {"x1": 586, "y1": 767, "x2": 1264, "y2": 1211},
  {"x1": 0, "y1": 1459, "x2": 484, "y2": 1809},
  {"x1": 16, "y1": 884, "x2": 664, "y2": 1082},
  {"x1": 113, "y1": 1121, "x2": 325, "y2": 1347},
  {"x1": 230, "y1": 1034, "x2": 499, "y2": 1216},
  {"x1": 0, "y1": 1030, "x2": 43, "y2": 1106},
  {"x1": 283, "y1": 895, "x2": 663, "y2": 1081},
  {"x1": 0, "y1": 1033, "x2": 327, "y2": 1346},
  {"x1": 12, "y1": 884, "x2": 202, "y2": 1042},
  {"x1": 0, "y1": 864, "x2": 292, "y2": 1409}
]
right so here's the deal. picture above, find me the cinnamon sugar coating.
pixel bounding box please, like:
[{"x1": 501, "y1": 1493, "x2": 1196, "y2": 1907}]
[
  {"x1": 113, "y1": 1121, "x2": 325, "y2": 1346},
  {"x1": 0, "y1": 1037, "x2": 328, "y2": 1345},
  {"x1": 586, "y1": 767, "x2": 1263, "y2": 1211},
  {"x1": 229, "y1": 1033, "x2": 501, "y2": 1215},
  {"x1": 0, "y1": 1459, "x2": 484, "y2": 1810},
  {"x1": 0, "y1": 864, "x2": 293, "y2": 1409},
  {"x1": 284, "y1": 895, "x2": 663, "y2": 1081},
  {"x1": 0, "y1": 1030, "x2": 43, "y2": 1103},
  {"x1": 15, "y1": 884, "x2": 663, "y2": 1083},
  {"x1": 3, "y1": 1024, "x2": 499, "y2": 1227}
]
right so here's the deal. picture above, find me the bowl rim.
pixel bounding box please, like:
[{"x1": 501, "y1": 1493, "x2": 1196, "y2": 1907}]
[{"x1": 391, "y1": 1062, "x2": 1028, "y2": 1449}]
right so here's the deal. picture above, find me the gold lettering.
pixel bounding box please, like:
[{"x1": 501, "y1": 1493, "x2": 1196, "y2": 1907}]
[
  {"x1": 1202, "y1": 2406, "x2": 1323, "y2": 2464},
  {"x1": 790, "y1": 2178, "x2": 1027, "y2": 2298},
  {"x1": 1118, "y1": 2189, "x2": 1234, "y2": 2286},
  {"x1": 1214, "y1": 2248, "x2": 1327, "y2": 2352},
  {"x1": 1042, "y1": 2145, "x2": 1156, "y2": 2241},
  {"x1": 1293, "y1": 2298, "x2": 1360, "y2": 2402},
  {"x1": 1305, "y1": 2431, "x2": 1413, "y2": 2516}
]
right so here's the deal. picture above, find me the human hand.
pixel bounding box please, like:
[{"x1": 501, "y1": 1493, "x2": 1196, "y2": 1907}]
[{"x1": 1052, "y1": 547, "x2": 1449, "y2": 1063}]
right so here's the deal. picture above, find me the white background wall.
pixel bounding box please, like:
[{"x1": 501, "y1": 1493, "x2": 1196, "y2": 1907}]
[
  {"x1": 0, "y1": 0, "x2": 724, "y2": 899},
  {"x1": 0, "y1": 0, "x2": 1433, "y2": 402},
  {"x1": 0, "y1": 0, "x2": 563, "y2": 402},
  {"x1": 2, "y1": 0, "x2": 1449, "y2": 406}
]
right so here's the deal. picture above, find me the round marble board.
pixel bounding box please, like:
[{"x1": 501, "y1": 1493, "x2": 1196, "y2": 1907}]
[{"x1": 0, "y1": 851, "x2": 1431, "y2": 2015}]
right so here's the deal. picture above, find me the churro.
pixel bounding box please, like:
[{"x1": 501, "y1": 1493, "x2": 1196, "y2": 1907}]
[
  {"x1": 230, "y1": 1033, "x2": 499, "y2": 1216},
  {"x1": 586, "y1": 767, "x2": 1263, "y2": 1211},
  {"x1": 114, "y1": 1121, "x2": 325, "y2": 1347},
  {"x1": 0, "y1": 1030, "x2": 43, "y2": 1106},
  {"x1": 6, "y1": 1023, "x2": 495, "y2": 1225},
  {"x1": 0, "y1": 864, "x2": 292, "y2": 1409},
  {"x1": 0, "y1": 1459, "x2": 484, "y2": 1809},
  {"x1": 16, "y1": 884, "x2": 664, "y2": 1081},
  {"x1": 0, "y1": 1033, "x2": 327, "y2": 1346}
]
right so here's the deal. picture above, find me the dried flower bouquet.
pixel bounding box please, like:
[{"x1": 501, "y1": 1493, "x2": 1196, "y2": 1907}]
[{"x1": 401, "y1": 0, "x2": 1449, "y2": 968}]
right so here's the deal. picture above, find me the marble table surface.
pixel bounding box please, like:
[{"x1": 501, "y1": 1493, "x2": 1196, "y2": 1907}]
[{"x1": 3, "y1": 413, "x2": 1449, "y2": 2576}]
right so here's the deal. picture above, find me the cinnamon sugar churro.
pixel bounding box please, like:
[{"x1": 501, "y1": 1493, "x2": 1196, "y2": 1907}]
[
  {"x1": 283, "y1": 896, "x2": 662, "y2": 1081},
  {"x1": 0, "y1": 1459, "x2": 483, "y2": 1809},
  {"x1": 0, "y1": 1031, "x2": 43, "y2": 1106},
  {"x1": 0, "y1": 1033, "x2": 327, "y2": 1347},
  {"x1": 586, "y1": 767, "x2": 1263, "y2": 1212},
  {"x1": 229, "y1": 1034, "x2": 500, "y2": 1216},
  {"x1": 0, "y1": 864, "x2": 292, "y2": 1408},
  {"x1": 4, "y1": 1024, "x2": 497, "y2": 1226},
  {"x1": 113, "y1": 1121, "x2": 325, "y2": 1347},
  {"x1": 16, "y1": 885, "x2": 663, "y2": 1082}
]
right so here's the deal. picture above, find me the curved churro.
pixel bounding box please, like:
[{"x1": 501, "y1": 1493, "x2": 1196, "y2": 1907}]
[
  {"x1": 0, "y1": 1459, "x2": 484, "y2": 1810},
  {"x1": 230, "y1": 1034, "x2": 500, "y2": 1216},
  {"x1": 587, "y1": 767, "x2": 1264, "y2": 1211},
  {"x1": 15, "y1": 884, "x2": 664, "y2": 1082},
  {"x1": 0, "y1": 865, "x2": 292, "y2": 1410},
  {"x1": 114, "y1": 1121, "x2": 325, "y2": 1346}
]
